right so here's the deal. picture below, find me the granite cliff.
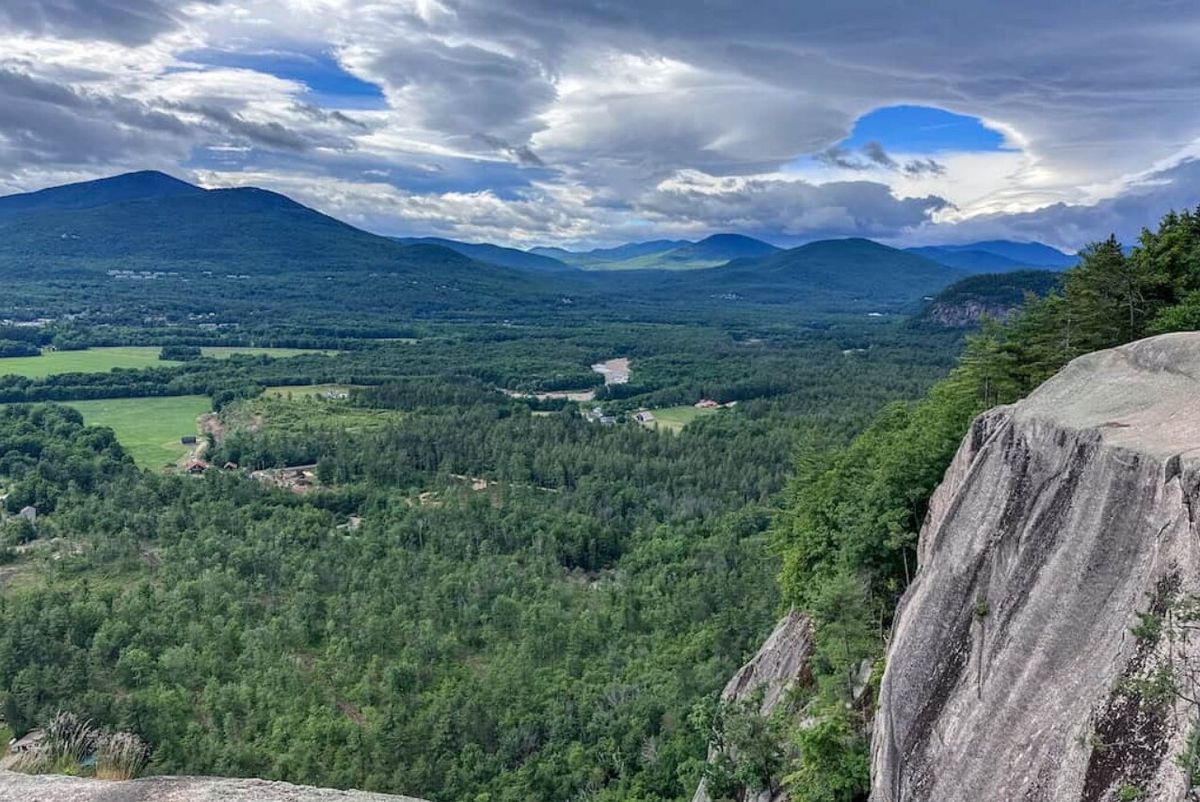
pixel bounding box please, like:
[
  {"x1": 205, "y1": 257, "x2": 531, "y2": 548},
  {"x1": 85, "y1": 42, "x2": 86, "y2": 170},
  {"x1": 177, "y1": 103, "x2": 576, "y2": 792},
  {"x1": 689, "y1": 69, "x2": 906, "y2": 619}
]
[{"x1": 872, "y1": 332, "x2": 1200, "y2": 801}]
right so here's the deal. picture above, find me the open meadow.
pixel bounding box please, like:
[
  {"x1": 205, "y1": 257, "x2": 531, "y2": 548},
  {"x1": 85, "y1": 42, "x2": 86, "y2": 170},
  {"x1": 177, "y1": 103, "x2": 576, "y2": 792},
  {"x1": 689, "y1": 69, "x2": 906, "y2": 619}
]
[
  {"x1": 64, "y1": 395, "x2": 212, "y2": 469},
  {"x1": 640, "y1": 405, "x2": 719, "y2": 432},
  {"x1": 0, "y1": 346, "x2": 328, "y2": 378}
]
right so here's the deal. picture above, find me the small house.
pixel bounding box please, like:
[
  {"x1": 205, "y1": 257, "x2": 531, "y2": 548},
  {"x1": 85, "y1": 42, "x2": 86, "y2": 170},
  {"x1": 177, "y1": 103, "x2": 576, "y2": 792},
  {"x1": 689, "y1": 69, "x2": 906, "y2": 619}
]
[
  {"x1": 222, "y1": 461, "x2": 239, "y2": 471},
  {"x1": 694, "y1": 399, "x2": 720, "y2": 409},
  {"x1": 599, "y1": 416, "x2": 617, "y2": 426},
  {"x1": 185, "y1": 459, "x2": 209, "y2": 475},
  {"x1": 634, "y1": 411, "x2": 656, "y2": 423}
]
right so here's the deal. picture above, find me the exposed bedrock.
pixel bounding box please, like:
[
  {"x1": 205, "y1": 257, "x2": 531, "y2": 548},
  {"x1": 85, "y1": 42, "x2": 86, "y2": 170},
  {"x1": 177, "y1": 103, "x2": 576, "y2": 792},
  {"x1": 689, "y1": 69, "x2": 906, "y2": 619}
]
[
  {"x1": 872, "y1": 332, "x2": 1200, "y2": 802},
  {"x1": 693, "y1": 609, "x2": 813, "y2": 802},
  {"x1": 0, "y1": 771, "x2": 429, "y2": 801}
]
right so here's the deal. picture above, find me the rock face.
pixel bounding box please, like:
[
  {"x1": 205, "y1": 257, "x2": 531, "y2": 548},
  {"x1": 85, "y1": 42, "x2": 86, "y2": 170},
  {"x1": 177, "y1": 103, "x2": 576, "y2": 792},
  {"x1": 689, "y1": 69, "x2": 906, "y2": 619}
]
[
  {"x1": 922, "y1": 299, "x2": 1018, "y2": 328},
  {"x1": 0, "y1": 771, "x2": 429, "y2": 801},
  {"x1": 693, "y1": 608, "x2": 813, "y2": 802},
  {"x1": 872, "y1": 333, "x2": 1200, "y2": 801}
]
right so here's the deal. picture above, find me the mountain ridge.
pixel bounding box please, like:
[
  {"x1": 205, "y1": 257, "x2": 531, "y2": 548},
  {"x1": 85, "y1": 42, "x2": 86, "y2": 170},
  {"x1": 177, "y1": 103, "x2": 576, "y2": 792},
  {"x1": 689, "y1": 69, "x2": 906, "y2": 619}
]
[
  {"x1": 394, "y1": 236, "x2": 573, "y2": 271},
  {"x1": 908, "y1": 240, "x2": 1077, "y2": 272}
]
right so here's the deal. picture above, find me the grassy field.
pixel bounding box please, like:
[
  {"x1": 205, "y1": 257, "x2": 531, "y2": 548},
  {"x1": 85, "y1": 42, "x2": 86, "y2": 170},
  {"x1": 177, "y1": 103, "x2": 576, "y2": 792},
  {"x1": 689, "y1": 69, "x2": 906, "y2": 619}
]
[
  {"x1": 0, "y1": 346, "x2": 327, "y2": 379},
  {"x1": 65, "y1": 395, "x2": 212, "y2": 469},
  {"x1": 640, "y1": 405, "x2": 719, "y2": 433}
]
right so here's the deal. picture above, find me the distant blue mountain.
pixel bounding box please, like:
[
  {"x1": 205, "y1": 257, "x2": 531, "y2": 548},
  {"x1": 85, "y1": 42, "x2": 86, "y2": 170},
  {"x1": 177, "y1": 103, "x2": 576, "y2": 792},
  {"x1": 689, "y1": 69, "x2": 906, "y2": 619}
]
[
  {"x1": 394, "y1": 236, "x2": 572, "y2": 271},
  {"x1": 664, "y1": 234, "x2": 780, "y2": 263},
  {"x1": 955, "y1": 240, "x2": 1078, "y2": 268},
  {"x1": 909, "y1": 240, "x2": 1077, "y2": 273},
  {"x1": 582, "y1": 239, "x2": 691, "y2": 261},
  {"x1": 530, "y1": 233, "x2": 779, "y2": 270},
  {"x1": 702, "y1": 237, "x2": 963, "y2": 303},
  {"x1": 529, "y1": 239, "x2": 688, "y2": 266}
]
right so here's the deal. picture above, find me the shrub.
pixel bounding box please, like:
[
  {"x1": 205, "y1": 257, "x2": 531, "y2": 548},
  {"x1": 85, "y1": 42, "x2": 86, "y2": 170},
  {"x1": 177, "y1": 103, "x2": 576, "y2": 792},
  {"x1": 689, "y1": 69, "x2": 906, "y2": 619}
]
[{"x1": 95, "y1": 731, "x2": 150, "y2": 780}]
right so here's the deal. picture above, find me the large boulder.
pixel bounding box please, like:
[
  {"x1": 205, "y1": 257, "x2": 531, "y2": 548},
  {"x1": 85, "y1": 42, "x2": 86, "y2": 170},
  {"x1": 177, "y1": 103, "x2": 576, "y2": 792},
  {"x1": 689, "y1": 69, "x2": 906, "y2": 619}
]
[{"x1": 872, "y1": 332, "x2": 1200, "y2": 801}]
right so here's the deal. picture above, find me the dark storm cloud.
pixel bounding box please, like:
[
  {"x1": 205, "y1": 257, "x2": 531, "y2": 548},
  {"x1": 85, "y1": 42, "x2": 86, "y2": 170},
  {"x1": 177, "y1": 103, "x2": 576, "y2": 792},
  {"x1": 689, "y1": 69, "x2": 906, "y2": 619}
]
[
  {"x1": 644, "y1": 175, "x2": 951, "y2": 240},
  {"x1": 0, "y1": 0, "x2": 221, "y2": 45},
  {"x1": 360, "y1": 37, "x2": 555, "y2": 143},
  {"x1": 4, "y1": 0, "x2": 1200, "y2": 246},
  {"x1": 816, "y1": 146, "x2": 871, "y2": 171},
  {"x1": 863, "y1": 141, "x2": 897, "y2": 169},
  {"x1": 170, "y1": 102, "x2": 313, "y2": 151},
  {"x1": 814, "y1": 141, "x2": 945, "y2": 178},
  {"x1": 0, "y1": 65, "x2": 358, "y2": 180},
  {"x1": 0, "y1": 67, "x2": 190, "y2": 166},
  {"x1": 292, "y1": 104, "x2": 369, "y2": 132},
  {"x1": 904, "y1": 158, "x2": 946, "y2": 177},
  {"x1": 476, "y1": 134, "x2": 545, "y2": 167}
]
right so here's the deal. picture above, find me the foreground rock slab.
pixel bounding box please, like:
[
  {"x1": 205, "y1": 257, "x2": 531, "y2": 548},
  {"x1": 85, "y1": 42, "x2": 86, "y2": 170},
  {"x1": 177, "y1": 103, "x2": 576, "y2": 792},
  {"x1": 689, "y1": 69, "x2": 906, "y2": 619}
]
[
  {"x1": 872, "y1": 332, "x2": 1200, "y2": 801},
  {"x1": 0, "y1": 771, "x2": 429, "y2": 802}
]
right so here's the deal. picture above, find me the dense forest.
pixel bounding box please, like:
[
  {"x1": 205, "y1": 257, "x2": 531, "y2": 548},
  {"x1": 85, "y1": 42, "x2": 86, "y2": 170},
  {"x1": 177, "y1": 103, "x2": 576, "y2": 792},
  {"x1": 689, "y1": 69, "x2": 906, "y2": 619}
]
[{"x1": 0, "y1": 310, "x2": 956, "y2": 800}]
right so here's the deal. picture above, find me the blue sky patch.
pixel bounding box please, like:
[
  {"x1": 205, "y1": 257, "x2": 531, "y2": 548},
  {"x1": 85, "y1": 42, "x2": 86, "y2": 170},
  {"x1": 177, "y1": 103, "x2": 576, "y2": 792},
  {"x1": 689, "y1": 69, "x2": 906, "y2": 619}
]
[
  {"x1": 840, "y1": 105, "x2": 1007, "y2": 154},
  {"x1": 179, "y1": 48, "x2": 387, "y2": 109}
]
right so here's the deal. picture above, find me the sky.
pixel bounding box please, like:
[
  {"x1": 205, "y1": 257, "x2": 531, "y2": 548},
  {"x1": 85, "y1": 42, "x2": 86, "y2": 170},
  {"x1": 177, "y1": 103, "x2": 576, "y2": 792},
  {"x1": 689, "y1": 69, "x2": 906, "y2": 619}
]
[{"x1": 1, "y1": 1, "x2": 1199, "y2": 250}]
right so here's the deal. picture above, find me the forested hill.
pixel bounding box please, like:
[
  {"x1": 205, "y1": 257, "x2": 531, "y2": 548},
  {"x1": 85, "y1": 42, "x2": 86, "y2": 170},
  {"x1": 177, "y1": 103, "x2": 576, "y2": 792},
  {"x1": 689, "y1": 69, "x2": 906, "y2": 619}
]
[
  {"x1": 915, "y1": 270, "x2": 1062, "y2": 327},
  {"x1": 696, "y1": 238, "x2": 963, "y2": 303},
  {"x1": 0, "y1": 170, "x2": 203, "y2": 219},
  {"x1": 0, "y1": 171, "x2": 517, "y2": 280},
  {"x1": 392, "y1": 237, "x2": 574, "y2": 271}
]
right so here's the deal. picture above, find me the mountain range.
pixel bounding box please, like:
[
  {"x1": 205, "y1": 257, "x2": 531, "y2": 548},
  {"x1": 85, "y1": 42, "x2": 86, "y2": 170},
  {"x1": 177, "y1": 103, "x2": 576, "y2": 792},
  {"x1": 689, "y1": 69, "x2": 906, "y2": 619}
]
[
  {"x1": 531, "y1": 234, "x2": 780, "y2": 270},
  {"x1": 0, "y1": 170, "x2": 1079, "y2": 324},
  {"x1": 528, "y1": 234, "x2": 1075, "y2": 274},
  {"x1": 907, "y1": 240, "x2": 1077, "y2": 272}
]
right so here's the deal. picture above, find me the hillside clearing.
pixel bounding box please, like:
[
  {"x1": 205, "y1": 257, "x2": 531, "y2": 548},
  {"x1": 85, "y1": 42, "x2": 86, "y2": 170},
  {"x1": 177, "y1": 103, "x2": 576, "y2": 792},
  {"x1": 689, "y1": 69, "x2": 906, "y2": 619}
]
[
  {"x1": 640, "y1": 405, "x2": 719, "y2": 433},
  {"x1": 264, "y1": 384, "x2": 361, "y2": 399},
  {"x1": 65, "y1": 395, "x2": 212, "y2": 469}
]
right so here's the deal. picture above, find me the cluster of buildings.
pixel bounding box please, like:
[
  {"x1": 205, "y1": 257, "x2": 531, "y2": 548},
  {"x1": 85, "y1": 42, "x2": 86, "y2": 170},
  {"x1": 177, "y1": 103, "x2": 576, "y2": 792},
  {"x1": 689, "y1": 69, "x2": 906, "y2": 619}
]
[{"x1": 583, "y1": 407, "x2": 617, "y2": 426}]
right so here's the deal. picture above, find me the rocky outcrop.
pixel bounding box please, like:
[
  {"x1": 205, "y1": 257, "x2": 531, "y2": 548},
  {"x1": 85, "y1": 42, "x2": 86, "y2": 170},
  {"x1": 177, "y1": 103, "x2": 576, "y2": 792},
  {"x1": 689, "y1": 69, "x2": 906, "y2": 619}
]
[
  {"x1": 0, "y1": 771, "x2": 429, "y2": 801},
  {"x1": 693, "y1": 609, "x2": 813, "y2": 802},
  {"x1": 921, "y1": 299, "x2": 1018, "y2": 328},
  {"x1": 872, "y1": 332, "x2": 1200, "y2": 801}
]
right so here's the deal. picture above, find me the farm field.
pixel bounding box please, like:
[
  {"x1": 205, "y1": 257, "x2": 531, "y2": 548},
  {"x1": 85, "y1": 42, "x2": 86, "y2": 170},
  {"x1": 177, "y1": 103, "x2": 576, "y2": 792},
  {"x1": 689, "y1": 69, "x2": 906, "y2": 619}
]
[
  {"x1": 640, "y1": 405, "x2": 719, "y2": 433},
  {"x1": 64, "y1": 395, "x2": 211, "y2": 469},
  {"x1": 0, "y1": 346, "x2": 327, "y2": 378},
  {"x1": 0, "y1": 346, "x2": 176, "y2": 377}
]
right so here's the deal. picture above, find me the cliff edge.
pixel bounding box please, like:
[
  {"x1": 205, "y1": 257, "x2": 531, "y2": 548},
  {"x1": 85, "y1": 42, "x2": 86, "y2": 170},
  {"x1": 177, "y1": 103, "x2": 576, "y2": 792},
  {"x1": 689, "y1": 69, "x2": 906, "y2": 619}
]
[
  {"x1": 0, "y1": 771, "x2": 429, "y2": 801},
  {"x1": 872, "y1": 332, "x2": 1200, "y2": 801}
]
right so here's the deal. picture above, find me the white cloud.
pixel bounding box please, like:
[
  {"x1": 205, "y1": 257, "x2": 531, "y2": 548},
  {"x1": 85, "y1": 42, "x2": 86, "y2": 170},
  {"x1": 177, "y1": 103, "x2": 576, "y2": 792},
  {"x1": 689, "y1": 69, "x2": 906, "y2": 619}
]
[{"x1": 1, "y1": 0, "x2": 1200, "y2": 248}]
